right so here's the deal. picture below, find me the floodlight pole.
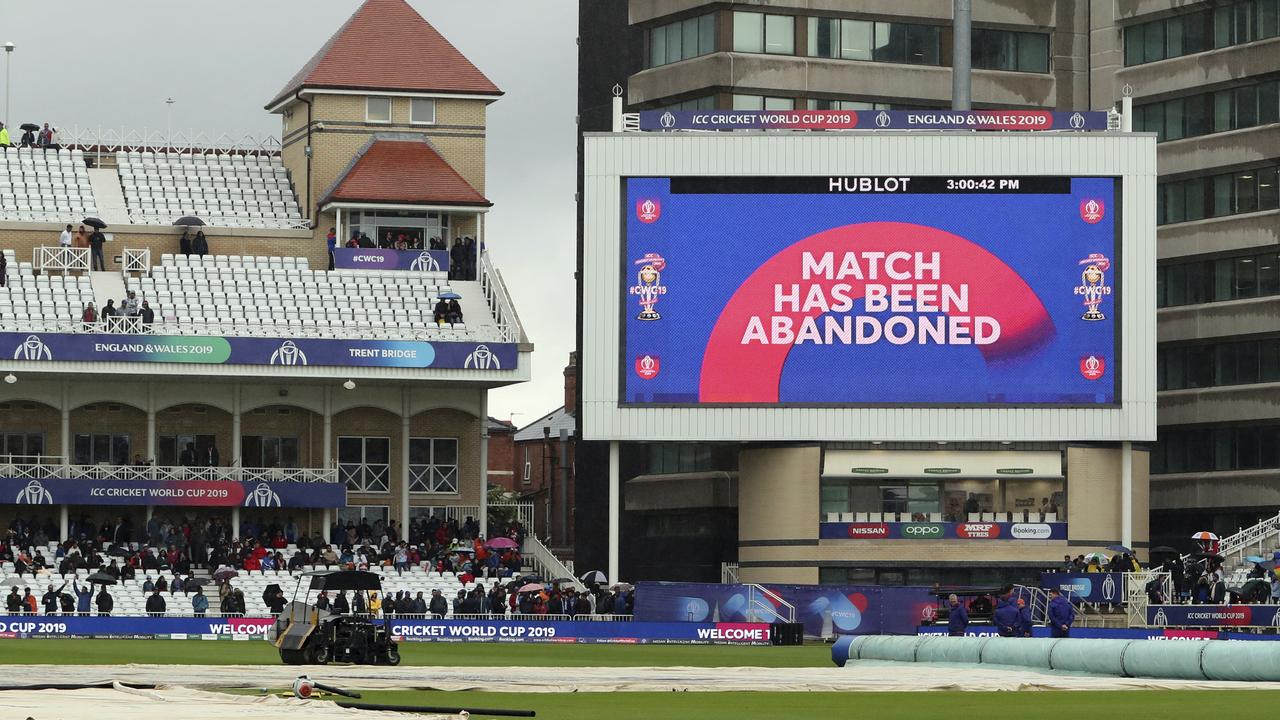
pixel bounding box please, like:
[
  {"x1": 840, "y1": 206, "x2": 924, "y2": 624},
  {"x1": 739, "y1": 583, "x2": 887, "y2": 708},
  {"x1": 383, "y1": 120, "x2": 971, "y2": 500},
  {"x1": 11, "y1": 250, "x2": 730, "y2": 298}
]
[
  {"x1": 165, "y1": 97, "x2": 175, "y2": 149},
  {"x1": 4, "y1": 42, "x2": 15, "y2": 128},
  {"x1": 951, "y1": 1, "x2": 972, "y2": 110}
]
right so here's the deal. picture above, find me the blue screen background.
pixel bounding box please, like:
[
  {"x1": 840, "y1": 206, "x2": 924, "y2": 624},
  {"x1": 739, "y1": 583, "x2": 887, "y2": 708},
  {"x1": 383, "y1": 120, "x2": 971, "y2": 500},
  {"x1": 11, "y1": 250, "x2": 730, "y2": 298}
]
[{"x1": 622, "y1": 177, "x2": 1119, "y2": 405}]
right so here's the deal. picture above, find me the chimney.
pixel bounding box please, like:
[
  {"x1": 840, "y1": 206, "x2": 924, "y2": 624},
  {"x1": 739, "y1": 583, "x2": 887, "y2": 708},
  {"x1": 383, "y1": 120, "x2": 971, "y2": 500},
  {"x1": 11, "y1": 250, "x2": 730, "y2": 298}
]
[{"x1": 564, "y1": 352, "x2": 578, "y2": 416}]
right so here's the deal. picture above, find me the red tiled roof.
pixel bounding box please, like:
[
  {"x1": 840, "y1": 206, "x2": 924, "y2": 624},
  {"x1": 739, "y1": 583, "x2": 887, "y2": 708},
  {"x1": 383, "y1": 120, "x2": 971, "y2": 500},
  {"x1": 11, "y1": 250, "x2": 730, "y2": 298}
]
[
  {"x1": 267, "y1": 0, "x2": 501, "y2": 109},
  {"x1": 322, "y1": 138, "x2": 490, "y2": 207}
]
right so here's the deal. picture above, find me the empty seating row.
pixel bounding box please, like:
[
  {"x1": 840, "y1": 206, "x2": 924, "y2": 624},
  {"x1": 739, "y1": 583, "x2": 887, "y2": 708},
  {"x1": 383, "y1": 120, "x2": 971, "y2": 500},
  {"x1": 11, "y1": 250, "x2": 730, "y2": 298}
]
[
  {"x1": 116, "y1": 151, "x2": 302, "y2": 229},
  {"x1": 0, "y1": 149, "x2": 97, "y2": 222}
]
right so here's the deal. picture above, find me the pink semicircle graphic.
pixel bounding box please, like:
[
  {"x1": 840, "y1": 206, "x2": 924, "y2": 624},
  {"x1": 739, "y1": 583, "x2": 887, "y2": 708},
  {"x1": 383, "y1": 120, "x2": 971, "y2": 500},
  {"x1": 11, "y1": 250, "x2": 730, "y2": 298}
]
[{"x1": 698, "y1": 222, "x2": 1055, "y2": 403}]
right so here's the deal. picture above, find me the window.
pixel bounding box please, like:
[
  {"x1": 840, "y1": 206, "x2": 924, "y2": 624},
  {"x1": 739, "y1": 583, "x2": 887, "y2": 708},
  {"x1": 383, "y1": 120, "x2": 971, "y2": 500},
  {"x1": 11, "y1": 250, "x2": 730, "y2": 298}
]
[
  {"x1": 809, "y1": 17, "x2": 943, "y2": 66},
  {"x1": 338, "y1": 436, "x2": 390, "y2": 493},
  {"x1": 1160, "y1": 337, "x2": 1280, "y2": 390},
  {"x1": 74, "y1": 433, "x2": 130, "y2": 465},
  {"x1": 732, "y1": 94, "x2": 794, "y2": 110},
  {"x1": 972, "y1": 29, "x2": 1049, "y2": 73},
  {"x1": 410, "y1": 98, "x2": 436, "y2": 125},
  {"x1": 1136, "y1": 78, "x2": 1280, "y2": 142},
  {"x1": 1153, "y1": 422, "x2": 1280, "y2": 474},
  {"x1": 241, "y1": 435, "x2": 299, "y2": 468},
  {"x1": 409, "y1": 437, "x2": 458, "y2": 494},
  {"x1": 1159, "y1": 162, "x2": 1280, "y2": 225},
  {"x1": 733, "y1": 11, "x2": 794, "y2": 55},
  {"x1": 158, "y1": 434, "x2": 216, "y2": 466},
  {"x1": 522, "y1": 446, "x2": 531, "y2": 484},
  {"x1": 366, "y1": 96, "x2": 391, "y2": 123},
  {"x1": 646, "y1": 13, "x2": 717, "y2": 68},
  {"x1": 1, "y1": 432, "x2": 44, "y2": 461},
  {"x1": 807, "y1": 99, "x2": 890, "y2": 111},
  {"x1": 337, "y1": 505, "x2": 389, "y2": 526},
  {"x1": 1125, "y1": 1, "x2": 1276, "y2": 66},
  {"x1": 645, "y1": 443, "x2": 714, "y2": 474},
  {"x1": 660, "y1": 95, "x2": 715, "y2": 112}
]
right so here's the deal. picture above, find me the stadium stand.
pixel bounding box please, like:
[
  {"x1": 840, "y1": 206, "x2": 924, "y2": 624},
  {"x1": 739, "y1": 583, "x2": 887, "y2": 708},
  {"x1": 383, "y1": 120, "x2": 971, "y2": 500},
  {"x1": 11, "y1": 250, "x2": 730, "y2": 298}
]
[
  {"x1": 0, "y1": 147, "x2": 97, "y2": 222},
  {"x1": 116, "y1": 151, "x2": 302, "y2": 228},
  {"x1": 127, "y1": 253, "x2": 473, "y2": 339},
  {"x1": 0, "y1": 249, "x2": 95, "y2": 320}
]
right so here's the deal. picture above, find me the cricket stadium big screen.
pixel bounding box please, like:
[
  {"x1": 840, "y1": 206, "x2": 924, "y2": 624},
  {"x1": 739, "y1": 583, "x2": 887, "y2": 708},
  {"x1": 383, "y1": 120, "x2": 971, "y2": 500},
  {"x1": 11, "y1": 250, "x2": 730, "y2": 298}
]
[{"x1": 622, "y1": 176, "x2": 1119, "y2": 406}]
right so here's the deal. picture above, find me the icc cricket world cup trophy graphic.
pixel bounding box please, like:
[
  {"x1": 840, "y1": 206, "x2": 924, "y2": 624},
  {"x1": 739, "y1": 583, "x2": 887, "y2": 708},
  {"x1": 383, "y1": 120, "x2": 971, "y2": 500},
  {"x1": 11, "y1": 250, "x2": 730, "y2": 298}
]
[
  {"x1": 631, "y1": 253, "x2": 668, "y2": 321},
  {"x1": 1075, "y1": 253, "x2": 1112, "y2": 321}
]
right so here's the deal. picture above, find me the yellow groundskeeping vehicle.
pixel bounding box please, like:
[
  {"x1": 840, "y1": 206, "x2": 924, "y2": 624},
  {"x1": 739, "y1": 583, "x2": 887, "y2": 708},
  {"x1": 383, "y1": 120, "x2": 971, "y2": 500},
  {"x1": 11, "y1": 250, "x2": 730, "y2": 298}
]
[{"x1": 268, "y1": 569, "x2": 400, "y2": 665}]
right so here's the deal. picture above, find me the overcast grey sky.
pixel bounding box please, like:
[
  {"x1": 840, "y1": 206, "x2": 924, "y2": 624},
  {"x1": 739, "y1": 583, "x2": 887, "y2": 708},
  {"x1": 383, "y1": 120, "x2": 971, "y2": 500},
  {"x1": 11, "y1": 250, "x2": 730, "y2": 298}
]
[{"x1": 2, "y1": 0, "x2": 577, "y2": 425}]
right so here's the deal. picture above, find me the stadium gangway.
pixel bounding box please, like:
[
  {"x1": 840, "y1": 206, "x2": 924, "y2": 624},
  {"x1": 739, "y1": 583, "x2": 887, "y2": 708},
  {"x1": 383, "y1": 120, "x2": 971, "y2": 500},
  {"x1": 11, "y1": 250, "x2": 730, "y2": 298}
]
[
  {"x1": 33, "y1": 246, "x2": 90, "y2": 274},
  {"x1": 1218, "y1": 511, "x2": 1280, "y2": 562}
]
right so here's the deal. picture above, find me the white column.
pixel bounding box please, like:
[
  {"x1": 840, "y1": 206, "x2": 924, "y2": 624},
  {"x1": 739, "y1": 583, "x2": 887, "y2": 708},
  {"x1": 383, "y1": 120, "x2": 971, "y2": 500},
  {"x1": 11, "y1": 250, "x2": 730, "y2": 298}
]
[
  {"x1": 1121, "y1": 441, "x2": 1133, "y2": 549},
  {"x1": 478, "y1": 390, "x2": 489, "y2": 539},
  {"x1": 608, "y1": 441, "x2": 620, "y2": 584},
  {"x1": 323, "y1": 387, "x2": 333, "y2": 539},
  {"x1": 232, "y1": 506, "x2": 240, "y2": 539},
  {"x1": 60, "y1": 504, "x2": 68, "y2": 540},
  {"x1": 59, "y1": 382, "x2": 70, "y2": 464},
  {"x1": 231, "y1": 384, "x2": 241, "y2": 468},
  {"x1": 400, "y1": 388, "x2": 411, "y2": 535},
  {"x1": 475, "y1": 212, "x2": 484, "y2": 279},
  {"x1": 145, "y1": 384, "x2": 156, "y2": 463}
]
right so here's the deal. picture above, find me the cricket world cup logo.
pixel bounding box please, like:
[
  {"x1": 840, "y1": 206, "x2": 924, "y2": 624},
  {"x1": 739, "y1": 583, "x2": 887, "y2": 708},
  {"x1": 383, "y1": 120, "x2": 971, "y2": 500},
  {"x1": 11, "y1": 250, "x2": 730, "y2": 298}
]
[
  {"x1": 1074, "y1": 253, "x2": 1112, "y2": 321},
  {"x1": 629, "y1": 253, "x2": 667, "y2": 321}
]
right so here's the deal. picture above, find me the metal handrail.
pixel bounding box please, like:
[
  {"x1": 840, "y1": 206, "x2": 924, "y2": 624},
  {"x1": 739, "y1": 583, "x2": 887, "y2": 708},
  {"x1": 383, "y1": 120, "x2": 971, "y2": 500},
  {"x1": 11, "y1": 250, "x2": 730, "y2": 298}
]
[
  {"x1": 121, "y1": 248, "x2": 151, "y2": 276},
  {"x1": 1219, "y1": 511, "x2": 1280, "y2": 560},
  {"x1": 60, "y1": 126, "x2": 283, "y2": 165},
  {"x1": 478, "y1": 250, "x2": 524, "y2": 344},
  {"x1": 745, "y1": 584, "x2": 796, "y2": 624},
  {"x1": 127, "y1": 213, "x2": 309, "y2": 231},
  {"x1": 521, "y1": 535, "x2": 586, "y2": 592},
  {"x1": 0, "y1": 317, "x2": 512, "y2": 345},
  {"x1": 0, "y1": 461, "x2": 338, "y2": 483}
]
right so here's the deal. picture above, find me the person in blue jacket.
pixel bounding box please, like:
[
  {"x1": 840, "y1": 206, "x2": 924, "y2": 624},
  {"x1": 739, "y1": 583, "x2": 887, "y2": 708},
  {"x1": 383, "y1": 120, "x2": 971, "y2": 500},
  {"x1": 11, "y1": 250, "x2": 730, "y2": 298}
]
[
  {"x1": 1016, "y1": 597, "x2": 1034, "y2": 637},
  {"x1": 992, "y1": 593, "x2": 1019, "y2": 637},
  {"x1": 73, "y1": 581, "x2": 93, "y2": 616},
  {"x1": 1047, "y1": 587, "x2": 1075, "y2": 638},
  {"x1": 947, "y1": 594, "x2": 969, "y2": 636}
]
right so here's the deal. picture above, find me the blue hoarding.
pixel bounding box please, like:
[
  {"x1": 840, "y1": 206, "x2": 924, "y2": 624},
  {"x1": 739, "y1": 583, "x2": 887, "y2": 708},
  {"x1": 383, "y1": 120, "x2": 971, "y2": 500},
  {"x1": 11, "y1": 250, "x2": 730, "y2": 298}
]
[
  {"x1": 331, "y1": 248, "x2": 450, "y2": 272},
  {"x1": 0, "y1": 476, "x2": 345, "y2": 508},
  {"x1": 0, "y1": 616, "x2": 772, "y2": 644},
  {"x1": 622, "y1": 176, "x2": 1118, "y2": 405},
  {"x1": 1, "y1": 333, "x2": 515, "y2": 370},
  {"x1": 1040, "y1": 573, "x2": 1126, "y2": 604},
  {"x1": 821, "y1": 521, "x2": 1067, "y2": 541},
  {"x1": 1148, "y1": 604, "x2": 1280, "y2": 628},
  {"x1": 638, "y1": 109, "x2": 1109, "y2": 132},
  {"x1": 634, "y1": 581, "x2": 933, "y2": 637}
]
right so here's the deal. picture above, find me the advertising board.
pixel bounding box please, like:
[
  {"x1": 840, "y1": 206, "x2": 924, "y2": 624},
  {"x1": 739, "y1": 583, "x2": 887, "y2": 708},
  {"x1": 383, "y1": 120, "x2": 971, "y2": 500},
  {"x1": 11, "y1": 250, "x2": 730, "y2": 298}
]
[
  {"x1": 0, "y1": 476, "x2": 345, "y2": 508},
  {"x1": 622, "y1": 176, "x2": 1118, "y2": 406}
]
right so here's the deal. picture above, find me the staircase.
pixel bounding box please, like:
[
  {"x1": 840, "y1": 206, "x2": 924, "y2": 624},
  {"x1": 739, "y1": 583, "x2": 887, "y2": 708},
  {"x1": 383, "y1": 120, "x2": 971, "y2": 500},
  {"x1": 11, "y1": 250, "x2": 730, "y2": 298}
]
[
  {"x1": 1220, "y1": 511, "x2": 1280, "y2": 562},
  {"x1": 521, "y1": 535, "x2": 585, "y2": 591},
  {"x1": 87, "y1": 167, "x2": 130, "y2": 226},
  {"x1": 89, "y1": 271, "x2": 128, "y2": 309}
]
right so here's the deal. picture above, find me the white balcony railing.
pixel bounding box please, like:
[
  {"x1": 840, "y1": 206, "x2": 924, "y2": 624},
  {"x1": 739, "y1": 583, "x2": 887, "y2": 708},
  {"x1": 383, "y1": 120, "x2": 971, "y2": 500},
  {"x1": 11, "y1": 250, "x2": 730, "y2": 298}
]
[
  {"x1": 0, "y1": 460, "x2": 338, "y2": 484},
  {"x1": 34, "y1": 246, "x2": 90, "y2": 273},
  {"x1": 0, "y1": 317, "x2": 508, "y2": 345},
  {"x1": 478, "y1": 249, "x2": 526, "y2": 344},
  {"x1": 122, "y1": 247, "x2": 151, "y2": 276}
]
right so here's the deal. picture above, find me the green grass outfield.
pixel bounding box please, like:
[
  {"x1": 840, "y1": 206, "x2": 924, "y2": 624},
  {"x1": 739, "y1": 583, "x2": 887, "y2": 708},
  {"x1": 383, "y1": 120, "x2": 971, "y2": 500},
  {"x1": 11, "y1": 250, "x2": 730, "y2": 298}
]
[
  {"x1": 230, "y1": 688, "x2": 1280, "y2": 720},
  {"x1": 0, "y1": 638, "x2": 830, "y2": 667}
]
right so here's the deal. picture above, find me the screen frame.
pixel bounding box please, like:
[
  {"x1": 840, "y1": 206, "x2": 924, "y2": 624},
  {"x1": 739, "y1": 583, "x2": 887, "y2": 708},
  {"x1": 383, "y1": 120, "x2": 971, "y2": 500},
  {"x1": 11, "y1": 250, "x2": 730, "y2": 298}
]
[{"x1": 616, "y1": 174, "x2": 1124, "y2": 410}]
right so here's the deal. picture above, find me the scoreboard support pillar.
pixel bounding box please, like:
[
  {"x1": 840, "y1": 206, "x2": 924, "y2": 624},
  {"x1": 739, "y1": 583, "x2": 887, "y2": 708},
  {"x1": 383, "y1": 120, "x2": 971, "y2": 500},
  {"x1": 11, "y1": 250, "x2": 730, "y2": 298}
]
[
  {"x1": 1121, "y1": 441, "x2": 1133, "y2": 549},
  {"x1": 608, "y1": 440, "x2": 620, "y2": 584}
]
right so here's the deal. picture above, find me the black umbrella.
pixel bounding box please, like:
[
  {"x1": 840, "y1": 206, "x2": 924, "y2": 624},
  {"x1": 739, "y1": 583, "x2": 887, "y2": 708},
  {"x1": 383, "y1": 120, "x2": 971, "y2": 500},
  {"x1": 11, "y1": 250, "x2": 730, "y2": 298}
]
[
  {"x1": 85, "y1": 571, "x2": 117, "y2": 585},
  {"x1": 213, "y1": 567, "x2": 239, "y2": 581},
  {"x1": 552, "y1": 577, "x2": 575, "y2": 585},
  {"x1": 1193, "y1": 551, "x2": 1224, "y2": 561},
  {"x1": 20, "y1": 123, "x2": 39, "y2": 132},
  {"x1": 173, "y1": 216, "x2": 205, "y2": 227},
  {"x1": 107, "y1": 546, "x2": 129, "y2": 557},
  {"x1": 1107, "y1": 545, "x2": 1134, "y2": 554},
  {"x1": 184, "y1": 577, "x2": 210, "y2": 587},
  {"x1": 82, "y1": 216, "x2": 107, "y2": 229},
  {"x1": 1150, "y1": 546, "x2": 1180, "y2": 554}
]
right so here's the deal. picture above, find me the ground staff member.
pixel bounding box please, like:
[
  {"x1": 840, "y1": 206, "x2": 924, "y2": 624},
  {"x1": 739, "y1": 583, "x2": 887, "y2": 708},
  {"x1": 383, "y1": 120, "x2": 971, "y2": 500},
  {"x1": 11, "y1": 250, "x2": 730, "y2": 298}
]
[
  {"x1": 993, "y1": 592, "x2": 1019, "y2": 637},
  {"x1": 947, "y1": 594, "x2": 969, "y2": 636},
  {"x1": 1047, "y1": 588, "x2": 1075, "y2": 638}
]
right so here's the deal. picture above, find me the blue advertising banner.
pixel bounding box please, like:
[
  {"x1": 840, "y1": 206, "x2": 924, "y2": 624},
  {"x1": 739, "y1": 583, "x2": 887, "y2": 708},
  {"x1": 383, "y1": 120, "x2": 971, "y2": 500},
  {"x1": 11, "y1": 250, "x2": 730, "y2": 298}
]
[
  {"x1": 623, "y1": 176, "x2": 1118, "y2": 405},
  {"x1": 638, "y1": 109, "x2": 1109, "y2": 132},
  {"x1": 821, "y1": 521, "x2": 1067, "y2": 541},
  {"x1": 0, "y1": 476, "x2": 345, "y2": 508},
  {"x1": 1, "y1": 333, "x2": 515, "y2": 370},
  {"x1": 1147, "y1": 604, "x2": 1280, "y2": 628},
  {"x1": 0, "y1": 616, "x2": 773, "y2": 644},
  {"x1": 918, "y1": 626, "x2": 1279, "y2": 641},
  {"x1": 634, "y1": 581, "x2": 933, "y2": 637},
  {"x1": 332, "y1": 248, "x2": 450, "y2": 272},
  {"x1": 1040, "y1": 573, "x2": 1125, "y2": 603}
]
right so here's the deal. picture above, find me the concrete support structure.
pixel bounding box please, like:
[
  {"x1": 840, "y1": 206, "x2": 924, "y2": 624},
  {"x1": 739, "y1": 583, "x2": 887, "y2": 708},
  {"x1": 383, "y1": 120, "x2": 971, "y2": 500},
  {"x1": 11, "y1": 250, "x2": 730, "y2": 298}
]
[
  {"x1": 230, "y1": 384, "x2": 242, "y2": 467},
  {"x1": 322, "y1": 386, "x2": 333, "y2": 533},
  {"x1": 60, "y1": 504, "x2": 68, "y2": 540},
  {"x1": 608, "y1": 440, "x2": 620, "y2": 584},
  {"x1": 59, "y1": 382, "x2": 70, "y2": 463},
  {"x1": 1122, "y1": 441, "x2": 1133, "y2": 549},
  {"x1": 478, "y1": 390, "x2": 489, "y2": 539},
  {"x1": 951, "y1": 0, "x2": 972, "y2": 111},
  {"x1": 145, "y1": 385, "x2": 156, "y2": 463},
  {"x1": 400, "y1": 388, "x2": 411, "y2": 534}
]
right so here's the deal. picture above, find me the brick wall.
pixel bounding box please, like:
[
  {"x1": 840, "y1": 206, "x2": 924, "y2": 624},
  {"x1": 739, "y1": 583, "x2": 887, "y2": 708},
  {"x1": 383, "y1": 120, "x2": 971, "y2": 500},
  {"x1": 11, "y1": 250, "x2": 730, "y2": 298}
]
[{"x1": 0, "y1": 401, "x2": 61, "y2": 457}]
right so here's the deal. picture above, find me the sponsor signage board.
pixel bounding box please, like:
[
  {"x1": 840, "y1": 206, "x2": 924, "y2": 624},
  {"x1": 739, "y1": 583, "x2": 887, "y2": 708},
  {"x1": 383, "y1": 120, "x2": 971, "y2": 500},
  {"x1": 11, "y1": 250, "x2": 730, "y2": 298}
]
[
  {"x1": 331, "y1": 248, "x2": 451, "y2": 272},
  {"x1": 821, "y1": 521, "x2": 1065, "y2": 541},
  {"x1": 1, "y1": 333, "x2": 515, "y2": 370},
  {"x1": 1147, "y1": 604, "x2": 1280, "y2": 628},
  {"x1": 1040, "y1": 573, "x2": 1125, "y2": 603},
  {"x1": 0, "y1": 617, "x2": 773, "y2": 645},
  {"x1": 638, "y1": 110, "x2": 1109, "y2": 133},
  {"x1": 622, "y1": 176, "x2": 1119, "y2": 405},
  {"x1": 1, "y1": 476, "x2": 345, "y2": 508}
]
